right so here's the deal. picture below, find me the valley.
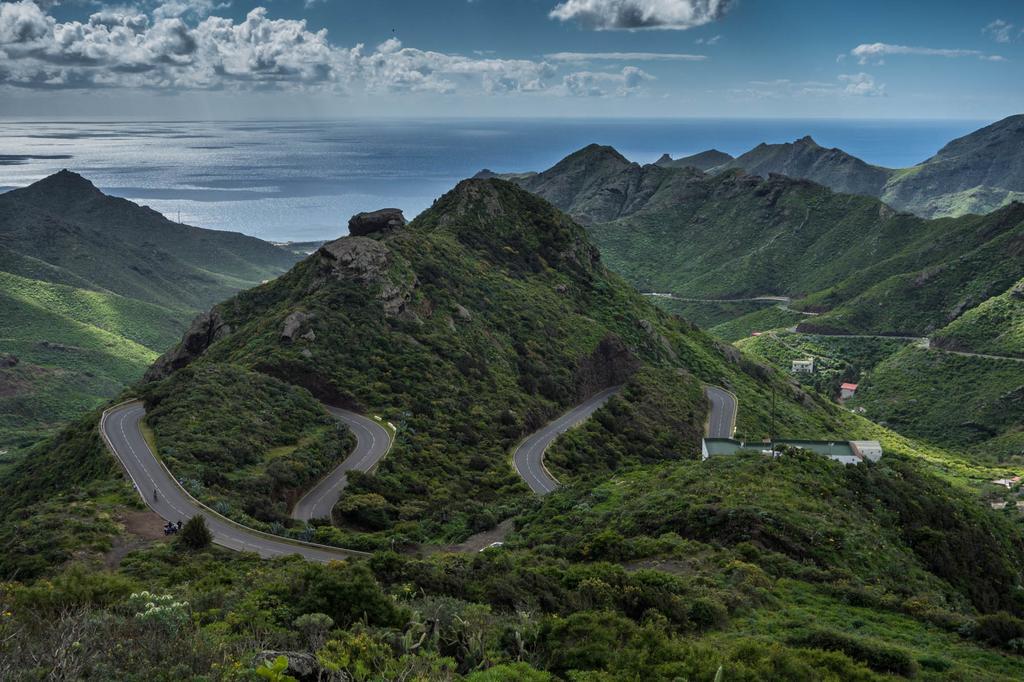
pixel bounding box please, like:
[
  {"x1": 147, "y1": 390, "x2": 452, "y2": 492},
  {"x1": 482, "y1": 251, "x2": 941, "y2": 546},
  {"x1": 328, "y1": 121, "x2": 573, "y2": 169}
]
[
  {"x1": 0, "y1": 171, "x2": 300, "y2": 462},
  {"x1": 2, "y1": 130, "x2": 1023, "y2": 682}
]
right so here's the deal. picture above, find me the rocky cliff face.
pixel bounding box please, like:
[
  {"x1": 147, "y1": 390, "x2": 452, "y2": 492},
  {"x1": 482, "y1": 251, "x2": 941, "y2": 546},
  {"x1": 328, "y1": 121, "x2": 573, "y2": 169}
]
[
  {"x1": 315, "y1": 236, "x2": 419, "y2": 319},
  {"x1": 145, "y1": 309, "x2": 231, "y2": 381},
  {"x1": 574, "y1": 333, "x2": 640, "y2": 400}
]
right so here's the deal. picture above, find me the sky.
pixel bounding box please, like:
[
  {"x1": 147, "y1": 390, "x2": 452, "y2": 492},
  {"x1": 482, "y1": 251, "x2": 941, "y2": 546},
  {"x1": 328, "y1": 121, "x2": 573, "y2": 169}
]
[{"x1": 0, "y1": 0, "x2": 1021, "y2": 120}]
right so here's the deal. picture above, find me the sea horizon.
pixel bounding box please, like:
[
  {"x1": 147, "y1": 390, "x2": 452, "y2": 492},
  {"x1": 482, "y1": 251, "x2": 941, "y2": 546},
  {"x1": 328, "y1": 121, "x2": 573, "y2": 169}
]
[{"x1": 0, "y1": 117, "x2": 993, "y2": 242}]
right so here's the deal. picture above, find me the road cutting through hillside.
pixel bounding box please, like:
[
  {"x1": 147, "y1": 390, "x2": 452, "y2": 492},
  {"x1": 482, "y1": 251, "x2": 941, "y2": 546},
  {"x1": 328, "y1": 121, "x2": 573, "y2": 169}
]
[
  {"x1": 102, "y1": 383, "x2": 738, "y2": 559},
  {"x1": 512, "y1": 386, "x2": 623, "y2": 495}
]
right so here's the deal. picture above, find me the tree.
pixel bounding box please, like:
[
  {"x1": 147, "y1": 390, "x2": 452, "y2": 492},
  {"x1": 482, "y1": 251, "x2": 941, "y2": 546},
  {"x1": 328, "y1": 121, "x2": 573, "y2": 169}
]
[{"x1": 178, "y1": 515, "x2": 213, "y2": 550}]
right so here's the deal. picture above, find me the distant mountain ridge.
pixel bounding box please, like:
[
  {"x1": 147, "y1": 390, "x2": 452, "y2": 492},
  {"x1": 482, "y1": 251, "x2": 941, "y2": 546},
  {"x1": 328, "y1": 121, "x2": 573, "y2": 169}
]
[
  {"x1": 714, "y1": 135, "x2": 894, "y2": 199},
  {"x1": 654, "y1": 149, "x2": 733, "y2": 171},
  {"x1": 501, "y1": 143, "x2": 1024, "y2": 339},
  {"x1": 485, "y1": 114, "x2": 1024, "y2": 219},
  {"x1": 0, "y1": 170, "x2": 299, "y2": 455}
]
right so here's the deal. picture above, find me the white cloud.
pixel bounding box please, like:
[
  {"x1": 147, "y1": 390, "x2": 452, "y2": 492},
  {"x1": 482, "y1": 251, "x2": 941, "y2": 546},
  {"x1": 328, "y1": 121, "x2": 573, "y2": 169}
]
[
  {"x1": 545, "y1": 51, "x2": 706, "y2": 61},
  {"x1": 549, "y1": 0, "x2": 731, "y2": 31},
  {"x1": 838, "y1": 72, "x2": 884, "y2": 97},
  {"x1": 850, "y1": 42, "x2": 1005, "y2": 65},
  {"x1": 0, "y1": 2, "x2": 659, "y2": 97},
  {"x1": 559, "y1": 65, "x2": 653, "y2": 96},
  {"x1": 983, "y1": 19, "x2": 1014, "y2": 43},
  {"x1": 357, "y1": 38, "x2": 555, "y2": 94}
]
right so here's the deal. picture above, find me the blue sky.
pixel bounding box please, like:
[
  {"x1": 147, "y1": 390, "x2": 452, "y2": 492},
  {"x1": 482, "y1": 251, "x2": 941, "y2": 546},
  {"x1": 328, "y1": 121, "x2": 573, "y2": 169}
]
[{"x1": 0, "y1": 0, "x2": 1021, "y2": 119}]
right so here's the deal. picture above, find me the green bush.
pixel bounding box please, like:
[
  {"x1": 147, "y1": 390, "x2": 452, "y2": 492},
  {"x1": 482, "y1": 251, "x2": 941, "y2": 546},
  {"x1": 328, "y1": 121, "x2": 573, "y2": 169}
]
[
  {"x1": 788, "y1": 629, "x2": 918, "y2": 677},
  {"x1": 178, "y1": 516, "x2": 213, "y2": 550}
]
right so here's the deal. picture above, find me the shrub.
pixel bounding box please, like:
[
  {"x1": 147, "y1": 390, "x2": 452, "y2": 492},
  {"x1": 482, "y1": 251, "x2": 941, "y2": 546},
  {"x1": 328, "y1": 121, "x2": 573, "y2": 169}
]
[
  {"x1": 974, "y1": 611, "x2": 1024, "y2": 650},
  {"x1": 788, "y1": 629, "x2": 918, "y2": 677},
  {"x1": 178, "y1": 515, "x2": 213, "y2": 550}
]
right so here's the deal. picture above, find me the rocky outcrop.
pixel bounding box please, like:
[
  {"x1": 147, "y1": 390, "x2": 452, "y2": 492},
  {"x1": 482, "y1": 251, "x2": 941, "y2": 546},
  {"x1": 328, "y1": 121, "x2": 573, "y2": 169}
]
[
  {"x1": 347, "y1": 208, "x2": 406, "y2": 237},
  {"x1": 144, "y1": 309, "x2": 230, "y2": 381},
  {"x1": 574, "y1": 333, "x2": 640, "y2": 400},
  {"x1": 316, "y1": 237, "x2": 418, "y2": 318},
  {"x1": 639, "y1": 319, "x2": 678, "y2": 362},
  {"x1": 280, "y1": 311, "x2": 312, "y2": 341}
]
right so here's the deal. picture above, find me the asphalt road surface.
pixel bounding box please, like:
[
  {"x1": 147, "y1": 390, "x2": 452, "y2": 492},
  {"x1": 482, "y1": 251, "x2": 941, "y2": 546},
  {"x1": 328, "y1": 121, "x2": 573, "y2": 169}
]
[
  {"x1": 101, "y1": 401, "x2": 369, "y2": 561},
  {"x1": 704, "y1": 386, "x2": 738, "y2": 438},
  {"x1": 102, "y1": 383, "x2": 717, "y2": 557},
  {"x1": 513, "y1": 386, "x2": 623, "y2": 495},
  {"x1": 291, "y1": 407, "x2": 393, "y2": 522}
]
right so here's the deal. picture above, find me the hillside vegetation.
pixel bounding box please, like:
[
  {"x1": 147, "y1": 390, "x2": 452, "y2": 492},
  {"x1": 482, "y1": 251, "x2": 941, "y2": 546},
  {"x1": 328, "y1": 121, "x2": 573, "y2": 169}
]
[
  {"x1": 505, "y1": 144, "x2": 1024, "y2": 466},
  {"x1": 933, "y1": 279, "x2": 1024, "y2": 358},
  {"x1": 655, "y1": 114, "x2": 1024, "y2": 218},
  {"x1": 853, "y1": 347, "x2": 1024, "y2": 462},
  {"x1": 140, "y1": 178, "x2": 854, "y2": 548},
  {"x1": 3, "y1": 175, "x2": 1024, "y2": 679},
  {"x1": 0, "y1": 171, "x2": 298, "y2": 459}
]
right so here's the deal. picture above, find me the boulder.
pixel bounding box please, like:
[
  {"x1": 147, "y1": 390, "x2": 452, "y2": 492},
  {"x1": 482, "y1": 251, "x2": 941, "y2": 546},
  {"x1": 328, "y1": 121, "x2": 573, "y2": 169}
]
[
  {"x1": 145, "y1": 308, "x2": 230, "y2": 381},
  {"x1": 318, "y1": 236, "x2": 392, "y2": 283},
  {"x1": 0, "y1": 354, "x2": 18, "y2": 368},
  {"x1": 348, "y1": 208, "x2": 406, "y2": 237},
  {"x1": 281, "y1": 311, "x2": 311, "y2": 341},
  {"x1": 639, "y1": 319, "x2": 678, "y2": 362}
]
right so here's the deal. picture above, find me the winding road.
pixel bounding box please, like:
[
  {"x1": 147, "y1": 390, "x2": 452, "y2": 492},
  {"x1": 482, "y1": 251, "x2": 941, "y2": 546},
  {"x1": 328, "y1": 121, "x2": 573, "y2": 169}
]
[
  {"x1": 291, "y1": 407, "x2": 392, "y2": 522},
  {"x1": 100, "y1": 401, "x2": 370, "y2": 562},
  {"x1": 512, "y1": 386, "x2": 623, "y2": 495},
  {"x1": 102, "y1": 382, "x2": 737, "y2": 558},
  {"x1": 704, "y1": 386, "x2": 738, "y2": 439}
]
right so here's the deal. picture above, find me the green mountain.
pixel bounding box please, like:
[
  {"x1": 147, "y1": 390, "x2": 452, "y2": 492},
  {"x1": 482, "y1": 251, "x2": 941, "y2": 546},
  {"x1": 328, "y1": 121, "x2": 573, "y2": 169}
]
[
  {"x1": 513, "y1": 143, "x2": 662, "y2": 224},
  {"x1": 0, "y1": 170, "x2": 298, "y2": 458},
  {"x1": 882, "y1": 114, "x2": 1024, "y2": 218},
  {"x1": 717, "y1": 135, "x2": 894, "y2": 198},
  {"x1": 510, "y1": 145, "x2": 1024, "y2": 338},
  {"x1": 4, "y1": 176, "x2": 1024, "y2": 679},
  {"x1": 504, "y1": 145, "x2": 1024, "y2": 462},
  {"x1": 139, "y1": 177, "x2": 850, "y2": 541},
  {"x1": 682, "y1": 115, "x2": 1024, "y2": 218}
]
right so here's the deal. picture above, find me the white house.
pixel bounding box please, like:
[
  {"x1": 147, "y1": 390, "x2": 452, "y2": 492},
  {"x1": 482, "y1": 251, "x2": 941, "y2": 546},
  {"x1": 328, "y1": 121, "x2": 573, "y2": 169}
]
[
  {"x1": 792, "y1": 359, "x2": 814, "y2": 374},
  {"x1": 840, "y1": 382, "x2": 858, "y2": 400}
]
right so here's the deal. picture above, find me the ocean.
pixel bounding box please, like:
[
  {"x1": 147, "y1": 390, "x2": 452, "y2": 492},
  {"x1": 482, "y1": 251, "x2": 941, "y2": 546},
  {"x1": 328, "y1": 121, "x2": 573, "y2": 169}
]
[{"x1": 0, "y1": 118, "x2": 986, "y2": 243}]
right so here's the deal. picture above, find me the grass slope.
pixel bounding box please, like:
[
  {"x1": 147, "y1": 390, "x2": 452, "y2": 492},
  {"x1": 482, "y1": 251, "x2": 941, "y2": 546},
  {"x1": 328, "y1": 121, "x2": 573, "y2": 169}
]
[
  {"x1": 854, "y1": 346, "x2": 1024, "y2": 462},
  {"x1": 933, "y1": 279, "x2": 1024, "y2": 358},
  {"x1": 0, "y1": 171, "x2": 299, "y2": 459}
]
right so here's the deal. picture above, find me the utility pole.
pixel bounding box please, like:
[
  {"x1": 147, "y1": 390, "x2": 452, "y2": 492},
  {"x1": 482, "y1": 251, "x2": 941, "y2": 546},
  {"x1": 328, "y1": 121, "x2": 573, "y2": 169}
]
[{"x1": 770, "y1": 387, "x2": 776, "y2": 450}]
